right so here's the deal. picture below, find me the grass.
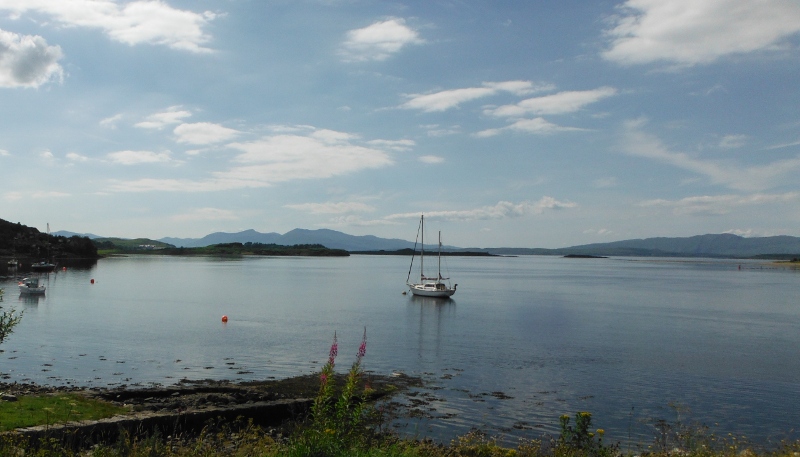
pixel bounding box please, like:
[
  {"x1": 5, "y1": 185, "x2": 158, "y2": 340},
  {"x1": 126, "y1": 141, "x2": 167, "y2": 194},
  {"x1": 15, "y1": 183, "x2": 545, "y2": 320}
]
[{"x1": 0, "y1": 393, "x2": 127, "y2": 431}]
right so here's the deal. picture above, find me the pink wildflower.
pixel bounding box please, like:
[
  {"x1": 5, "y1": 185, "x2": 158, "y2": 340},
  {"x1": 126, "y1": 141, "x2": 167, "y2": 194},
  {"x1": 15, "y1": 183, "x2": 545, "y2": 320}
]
[
  {"x1": 320, "y1": 373, "x2": 328, "y2": 383},
  {"x1": 328, "y1": 331, "x2": 338, "y2": 366},
  {"x1": 356, "y1": 327, "x2": 367, "y2": 360}
]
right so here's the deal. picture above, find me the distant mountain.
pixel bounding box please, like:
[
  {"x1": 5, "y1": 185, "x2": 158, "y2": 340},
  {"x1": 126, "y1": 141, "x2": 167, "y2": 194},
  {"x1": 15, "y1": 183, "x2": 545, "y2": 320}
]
[
  {"x1": 53, "y1": 230, "x2": 103, "y2": 239},
  {"x1": 456, "y1": 234, "x2": 800, "y2": 258},
  {"x1": 159, "y1": 228, "x2": 419, "y2": 252},
  {"x1": 160, "y1": 229, "x2": 282, "y2": 248},
  {"x1": 560, "y1": 234, "x2": 800, "y2": 258},
  {"x1": 158, "y1": 231, "x2": 800, "y2": 258}
]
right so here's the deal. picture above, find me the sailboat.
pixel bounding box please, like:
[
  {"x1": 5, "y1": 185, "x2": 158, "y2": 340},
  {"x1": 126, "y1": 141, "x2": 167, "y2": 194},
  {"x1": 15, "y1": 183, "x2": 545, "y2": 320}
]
[
  {"x1": 31, "y1": 223, "x2": 56, "y2": 272},
  {"x1": 406, "y1": 215, "x2": 457, "y2": 298}
]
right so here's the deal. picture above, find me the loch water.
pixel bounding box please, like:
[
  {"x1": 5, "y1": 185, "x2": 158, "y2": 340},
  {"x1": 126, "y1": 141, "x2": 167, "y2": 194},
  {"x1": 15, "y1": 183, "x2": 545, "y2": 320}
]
[{"x1": 1, "y1": 255, "x2": 799, "y2": 446}]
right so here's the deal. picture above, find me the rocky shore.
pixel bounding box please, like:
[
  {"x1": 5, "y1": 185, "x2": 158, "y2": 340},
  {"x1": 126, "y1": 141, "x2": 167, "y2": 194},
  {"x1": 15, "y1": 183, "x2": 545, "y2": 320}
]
[{"x1": 0, "y1": 372, "x2": 423, "y2": 447}]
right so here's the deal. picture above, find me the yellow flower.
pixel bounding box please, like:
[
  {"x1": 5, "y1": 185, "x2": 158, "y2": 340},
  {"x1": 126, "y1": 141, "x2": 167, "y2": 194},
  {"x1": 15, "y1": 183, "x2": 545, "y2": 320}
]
[{"x1": 596, "y1": 429, "x2": 605, "y2": 435}]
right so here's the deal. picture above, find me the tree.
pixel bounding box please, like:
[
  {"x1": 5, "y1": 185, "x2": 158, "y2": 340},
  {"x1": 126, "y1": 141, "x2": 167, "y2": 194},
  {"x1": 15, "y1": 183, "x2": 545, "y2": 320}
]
[{"x1": 0, "y1": 303, "x2": 23, "y2": 345}]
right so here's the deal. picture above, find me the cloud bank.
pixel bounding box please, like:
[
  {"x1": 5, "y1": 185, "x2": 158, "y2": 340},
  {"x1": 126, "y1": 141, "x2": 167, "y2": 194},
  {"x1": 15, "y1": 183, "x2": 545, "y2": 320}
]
[
  {"x1": 0, "y1": 0, "x2": 216, "y2": 53},
  {"x1": 603, "y1": 0, "x2": 800, "y2": 66},
  {"x1": 109, "y1": 128, "x2": 394, "y2": 192}
]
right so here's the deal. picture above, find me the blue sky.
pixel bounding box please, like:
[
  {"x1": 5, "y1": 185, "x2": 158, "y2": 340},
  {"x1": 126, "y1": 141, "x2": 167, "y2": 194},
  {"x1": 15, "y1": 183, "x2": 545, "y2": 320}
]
[{"x1": 1, "y1": 0, "x2": 799, "y2": 248}]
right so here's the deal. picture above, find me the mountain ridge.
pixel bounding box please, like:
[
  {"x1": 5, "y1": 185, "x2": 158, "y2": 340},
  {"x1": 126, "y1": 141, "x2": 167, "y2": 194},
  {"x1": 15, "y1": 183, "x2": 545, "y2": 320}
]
[{"x1": 53, "y1": 227, "x2": 800, "y2": 258}]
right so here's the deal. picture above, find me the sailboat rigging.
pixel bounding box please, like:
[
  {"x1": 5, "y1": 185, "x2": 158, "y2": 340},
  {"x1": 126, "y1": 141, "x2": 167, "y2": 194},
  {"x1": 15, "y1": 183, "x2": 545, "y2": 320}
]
[{"x1": 406, "y1": 215, "x2": 457, "y2": 298}]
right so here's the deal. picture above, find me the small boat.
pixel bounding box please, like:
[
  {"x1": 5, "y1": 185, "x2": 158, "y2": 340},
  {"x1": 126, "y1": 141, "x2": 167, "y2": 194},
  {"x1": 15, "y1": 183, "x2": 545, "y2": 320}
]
[
  {"x1": 19, "y1": 277, "x2": 46, "y2": 294},
  {"x1": 406, "y1": 215, "x2": 457, "y2": 298},
  {"x1": 30, "y1": 261, "x2": 57, "y2": 272},
  {"x1": 7, "y1": 258, "x2": 18, "y2": 268}
]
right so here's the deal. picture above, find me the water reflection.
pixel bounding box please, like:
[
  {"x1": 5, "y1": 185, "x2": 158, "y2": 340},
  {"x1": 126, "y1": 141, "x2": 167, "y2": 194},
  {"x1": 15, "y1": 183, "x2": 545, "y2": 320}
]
[
  {"x1": 410, "y1": 296, "x2": 456, "y2": 360},
  {"x1": 18, "y1": 293, "x2": 45, "y2": 306}
]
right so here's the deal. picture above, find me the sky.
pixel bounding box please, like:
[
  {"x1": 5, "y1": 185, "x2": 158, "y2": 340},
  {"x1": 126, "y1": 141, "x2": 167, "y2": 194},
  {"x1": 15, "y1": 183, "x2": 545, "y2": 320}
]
[{"x1": 1, "y1": 0, "x2": 799, "y2": 248}]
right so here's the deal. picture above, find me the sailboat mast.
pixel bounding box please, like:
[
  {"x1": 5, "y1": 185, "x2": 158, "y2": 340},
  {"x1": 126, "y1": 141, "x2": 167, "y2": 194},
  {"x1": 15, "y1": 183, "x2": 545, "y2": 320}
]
[
  {"x1": 420, "y1": 215, "x2": 424, "y2": 280},
  {"x1": 438, "y1": 231, "x2": 442, "y2": 281}
]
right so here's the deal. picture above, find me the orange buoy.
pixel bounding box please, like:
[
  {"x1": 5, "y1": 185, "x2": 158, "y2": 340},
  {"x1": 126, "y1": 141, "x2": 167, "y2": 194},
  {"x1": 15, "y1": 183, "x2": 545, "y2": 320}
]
[
  {"x1": 221, "y1": 315, "x2": 228, "y2": 323},
  {"x1": 91, "y1": 279, "x2": 95, "y2": 284}
]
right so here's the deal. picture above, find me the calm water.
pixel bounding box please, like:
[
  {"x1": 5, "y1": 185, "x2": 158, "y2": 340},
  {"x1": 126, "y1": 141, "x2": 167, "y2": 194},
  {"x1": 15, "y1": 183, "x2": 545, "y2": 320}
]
[{"x1": 1, "y1": 255, "x2": 799, "y2": 446}]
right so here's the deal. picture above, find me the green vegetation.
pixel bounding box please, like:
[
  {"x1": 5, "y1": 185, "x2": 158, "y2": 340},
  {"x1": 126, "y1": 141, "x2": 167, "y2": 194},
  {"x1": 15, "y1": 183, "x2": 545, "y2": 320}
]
[
  {"x1": 0, "y1": 218, "x2": 98, "y2": 260},
  {"x1": 93, "y1": 237, "x2": 175, "y2": 254},
  {"x1": 0, "y1": 304, "x2": 22, "y2": 345},
  {"x1": 0, "y1": 393, "x2": 126, "y2": 431},
  {"x1": 162, "y1": 242, "x2": 350, "y2": 257},
  {"x1": 94, "y1": 240, "x2": 349, "y2": 257}
]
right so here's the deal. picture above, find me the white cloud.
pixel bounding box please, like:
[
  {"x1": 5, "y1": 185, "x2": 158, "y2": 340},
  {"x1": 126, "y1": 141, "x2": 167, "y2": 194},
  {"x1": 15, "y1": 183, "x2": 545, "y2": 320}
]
[
  {"x1": 475, "y1": 117, "x2": 586, "y2": 137},
  {"x1": 4, "y1": 190, "x2": 70, "y2": 201},
  {"x1": 340, "y1": 18, "x2": 423, "y2": 62},
  {"x1": 0, "y1": 149, "x2": 9, "y2": 156},
  {"x1": 593, "y1": 177, "x2": 618, "y2": 188},
  {"x1": 66, "y1": 152, "x2": 88, "y2": 162},
  {"x1": 621, "y1": 120, "x2": 800, "y2": 191},
  {"x1": 484, "y1": 87, "x2": 618, "y2": 117},
  {"x1": 135, "y1": 107, "x2": 192, "y2": 129},
  {"x1": 639, "y1": 192, "x2": 800, "y2": 215},
  {"x1": 367, "y1": 139, "x2": 415, "y2": 151},
  {"x1": 172, "y1": 208, "x2": 239, "y2": 222},
  {"x1": 719, "y1": 134, "x2": 747, "y2": 149},
  {"x1": 174, "y1": 122, "x2": 240, "y2": 145},
  {"x1": 401, "y1": 81, "x2": 552, "y2": 112},
  {"x1": 419, "y1": 155, "x2": 444, "y2": 164},
  {"x1": 284, "y1": 202, "x2": 375, "y2": 214},
  {"x1": 766, "y1": 140, "x2": 800, "y2": 150},
  {"x1": 99, "y1": 113, "x2": 123, "y2": 129},
  {"x1": 0, "y1": 0, "x2": 216, "y2": 53},
  {"x1": 724, "y1": 228, "x2": 754, "y2": 237},
  {"x1": 603, "y1": 0, "x2": 800, "y2": 66},
  {"x1": 0, "y1": 28, "x2": 63, "y2": 88},
  {"x1": 422, "y1": 124, "x2": 461, "y2": 137},
  {"x1": 109, "y1": 128, "x2": 394, "y2": 192},
  {"x1": 107, "y1": 150, "x2": 173, "y2": 165},
  {"x1": 583, "y1": 228, "x2": 615, "y2": 236},
  {"x1": 386, "y1": 198, "x2": 578, "y2": 222},
  {"x1": 310, "y1": 129, "x2": 358, "y2": 144}
]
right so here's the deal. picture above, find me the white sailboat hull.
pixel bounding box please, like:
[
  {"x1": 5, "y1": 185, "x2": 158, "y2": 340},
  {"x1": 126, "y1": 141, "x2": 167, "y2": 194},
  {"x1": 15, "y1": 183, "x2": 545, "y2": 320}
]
[
  {"x1": 19, "y1": 285, "x2": 46, "y2": 294},
  {"x1": 408, "y1": 283, "x2": 456, "y2": 297},
  {"x1": 19, "y1": 278, "x2": 46, "y2": 294}
]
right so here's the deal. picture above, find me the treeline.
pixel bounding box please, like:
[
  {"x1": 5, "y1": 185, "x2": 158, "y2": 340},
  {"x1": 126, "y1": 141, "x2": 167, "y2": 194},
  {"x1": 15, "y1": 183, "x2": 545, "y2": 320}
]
[
  {"x1": 350, "y1": 248, "x2": 495, "y2": 256},
  {"x1": 96, "y1": 241, "x2": 350, "y2": 257},
  {"x1": 162, "y1": 242, "x2": 349, "y2": 257},
  {"x1": 0, "y1": 218, "x2": 98, "y2": 259}
]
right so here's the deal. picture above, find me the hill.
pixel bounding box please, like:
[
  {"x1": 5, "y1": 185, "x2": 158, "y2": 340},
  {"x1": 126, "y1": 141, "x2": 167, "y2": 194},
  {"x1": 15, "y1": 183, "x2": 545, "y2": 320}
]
[
  {"x1": 559, "y1": 233, "x2": 800, "y2": 258},
  {"x1": 0, "y1": 218, "x2": 98, "y2": 259},
  {"x1": 153, "y1": 230, "x2": 800, "y2": 258},
  {"x1": 93, "y1": 237, "x2": 175, "y2": 252},
  {"x1": 159, "y1": 228, "x2": 420, "y2": 251},
  {"x1": 161, "y1": 242, "x2": 348, "y2": 257}
]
